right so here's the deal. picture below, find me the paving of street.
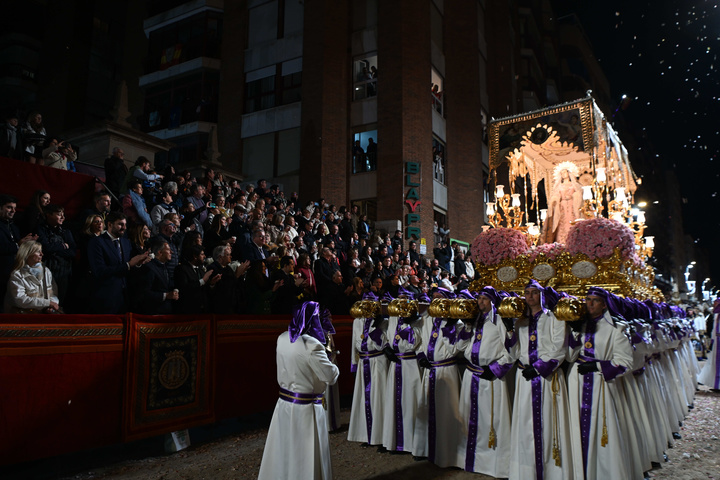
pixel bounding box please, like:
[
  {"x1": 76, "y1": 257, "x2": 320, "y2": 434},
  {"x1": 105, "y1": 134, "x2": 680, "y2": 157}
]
[{"x1": 7, "y1": 383, "x2": 719, "y2": 480}]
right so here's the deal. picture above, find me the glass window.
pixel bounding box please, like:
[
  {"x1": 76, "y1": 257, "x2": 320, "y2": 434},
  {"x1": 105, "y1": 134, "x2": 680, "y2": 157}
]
[
  {"x1": 352, "y1": 130, "x2": 378, "y2": 174},
  {"x1": 245, "y1": 76, "x2": 276, "y2": 114},
  {"x1": 433, "y1": 138, "x2": 446, "y2": 185},
  {"x1": 431, "y1": 68, "x2": 444, "y2": 116},
  {"x1": 353, "y1": 55, "x2": 377, "y2": 101}
]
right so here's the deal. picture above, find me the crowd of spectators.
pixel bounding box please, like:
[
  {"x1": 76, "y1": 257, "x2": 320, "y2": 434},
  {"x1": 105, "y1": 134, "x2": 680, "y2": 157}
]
[{"x1": 1, "y1": 151, "x2": 477, "y2": 316}]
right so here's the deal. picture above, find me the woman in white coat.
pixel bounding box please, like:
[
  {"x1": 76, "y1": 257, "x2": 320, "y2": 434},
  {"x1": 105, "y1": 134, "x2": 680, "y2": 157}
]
[{"x1": 4, "y1": 241, "x2": 60, "y2": 313}]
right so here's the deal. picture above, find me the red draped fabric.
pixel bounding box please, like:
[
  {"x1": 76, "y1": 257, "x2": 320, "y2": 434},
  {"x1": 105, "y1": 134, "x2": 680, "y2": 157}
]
[{"x1": 0, "y1": 313, "x2": 353, "y2": 465}]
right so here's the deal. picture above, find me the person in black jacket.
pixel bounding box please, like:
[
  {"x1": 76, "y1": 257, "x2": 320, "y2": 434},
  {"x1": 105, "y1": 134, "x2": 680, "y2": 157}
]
[
  {"x1": 270, "y1": 256, "x2": 307, "y2": 314},
  {"x1": 174, "y1": 245, "x2": 220, "y2": 314},
  {"x1": 37, "y1": 205, "x2": 76, "y2": 306},
  {"x1": 131, "y1": 239, "x2": 178, "y2": 314}
]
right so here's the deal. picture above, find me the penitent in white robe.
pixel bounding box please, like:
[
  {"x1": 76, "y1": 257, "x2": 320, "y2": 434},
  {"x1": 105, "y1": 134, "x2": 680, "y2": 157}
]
[
  {"x1": 698, "y1": 314, "x2": 720, "y2": 389},
  {"x1": 412, "y1": 314, "x2": 463, "y2": 467},
  {"x1": 455, "y1": 311, "x2": 516, "y2": 477},
  {"x1": 509, "y1": 309, "x2": 579, "y2": 480},
  {"x1": 258, "y1": 332, "x2": 339, "y2": 480},
  {"x1": 382, "y1": 315, "x2": 424, "y2": 452},
  {"x1": 347, "y1": 317, "x2": 389, "y2": 445},
  {"x1": 567, "y1": 312, "x2": 634, "y2": 480}
]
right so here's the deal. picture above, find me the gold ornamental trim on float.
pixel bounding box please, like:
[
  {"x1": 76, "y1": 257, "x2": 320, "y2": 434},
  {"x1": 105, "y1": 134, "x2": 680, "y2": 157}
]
[{"x1": 468, "y1": 248, "x2": 662, "y2": 301}]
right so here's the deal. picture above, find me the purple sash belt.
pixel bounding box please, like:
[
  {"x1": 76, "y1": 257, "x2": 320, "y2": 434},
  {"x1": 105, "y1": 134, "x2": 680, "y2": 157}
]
[
  {"x1": 429, "y1": 358, "x2": 457, "y2": 368},
  {"x1": 396, "y1": 352, "x2": 417, "y2": 360},
  {"x1": 279, "y1": 387, "x2": 323, "y2": 405},
  {"x1": 358, "y1": 350, "x2": 383, "y2": 359},
  {"x1": 466, "y1": 363, "x2": 487, "y2": 375}
]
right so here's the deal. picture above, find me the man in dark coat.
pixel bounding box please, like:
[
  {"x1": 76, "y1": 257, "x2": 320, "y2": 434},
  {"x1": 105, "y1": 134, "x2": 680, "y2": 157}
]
[
  {"x1": 104, "y1": 147, "x2": 128, "y2": 198},
  {"x1": 37, "y1": 205, "x2": 76, "y2": 305},
  {"x1": 241, "y1": 229, "x2": 269, "y2": 262},
  {"x1": 131, "y1": 239, "x2": 178, "y2": 314},
  {"x1": 270, "y1": 256, "x2": 306, "y2": 314},
  {"x1": 174, "y1": 245, "x2": 219, "y2": 314},
  {"x1": 87, "y1": 212, "x2": 150, "y2": 313}
]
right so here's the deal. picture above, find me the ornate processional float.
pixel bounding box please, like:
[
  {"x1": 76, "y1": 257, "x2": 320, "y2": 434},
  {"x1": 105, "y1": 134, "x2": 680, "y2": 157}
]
[
  {"x1": 350, "y1": 94, "x2": 662, "y2": 322},
  {"x1": 469, "y1": 93, "x2": 661, "y2": 304}
]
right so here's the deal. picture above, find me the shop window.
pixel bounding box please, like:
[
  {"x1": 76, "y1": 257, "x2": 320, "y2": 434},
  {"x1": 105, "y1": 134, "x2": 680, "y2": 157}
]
[
  {"x1": 353, "y1": 55, "x2": 377, "y2": 101},
  {"x1": 352, "y1": 130, "x2": 378, "y2": 174}
]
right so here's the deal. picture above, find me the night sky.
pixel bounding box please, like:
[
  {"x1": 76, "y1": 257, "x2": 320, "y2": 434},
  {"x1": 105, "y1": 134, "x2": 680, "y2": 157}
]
[{"x1": 553, "y1": 0, "x2": 720, "y2": 289}]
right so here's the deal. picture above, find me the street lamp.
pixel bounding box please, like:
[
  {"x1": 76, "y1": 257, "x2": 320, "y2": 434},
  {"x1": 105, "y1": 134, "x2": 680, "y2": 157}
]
[{"x1": 684, "y1": 262, "x2": 696, "y2": 297}]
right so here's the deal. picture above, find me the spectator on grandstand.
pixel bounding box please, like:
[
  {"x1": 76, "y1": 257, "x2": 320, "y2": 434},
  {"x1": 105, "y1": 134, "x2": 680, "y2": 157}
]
[
  {"x1": 0, "y1": 195, "x2": 37, "y2": 307},
  {"x1": 86, "y1": 212, "x2": 150, "y2": 314},
  {"x1": 22, "y1": 112, "x2": 46, "y2": 164},
  {"x1": 42, "y1": 138, "x2": 76, "y2": 170},
  {"x1": 79, "y1": 192, "x2": 112, "y2": 226},
  {"x1": 127, "y1": 223, "x2": 151, "y2": 257},
  {"x1": 188, "y1": 184, "x2": 209, "y2": 226},
  {"x1": 245, "y1": 259, "x2": 276, "y2": 315},
  {"x1": 4, "y1": 240, "x2": 60, "y2": 313},
  {"x1": 150, "y1": 189, "x2": 177, "y2": 234},
  {"x1": 241, "y1": 229, "x2": 269, "y2": 262},
  {"x1": 131, "y1": 239, "x2": 178, "y2": 314},
  {"x1": 179, "y1": 201, "x2": 205, "y2": 237},
  {"x1": 19, "y1": 189, "x2": 51, "y2": 236},
  {"x1": 270, "y1": 255, "x2": 307, "y2": 314},
  {"x1": 174, "y1": 244, "x2": 218, "y2": 314},
  {"x1": 154, "y1": 219, "x2": 181, "y2": 284},
  {"x1": 206, "y1": 244, "x2": 250, "y2": 314},
  {"x1": 104, "y1": 147, "x2": 127, "y2": 198},
  {"x1": 0, "y1": 112, "x2": 22, "y2": 160},
  {"x1": 319, "y1": 270, "x2": 352, "y2": 315},
  {"x1": 204, "y1": 214, "x2": 234, "y2": 255},
  {"x1": 120, "y1": 156, "x2": 163, "y2": 195},
  {"x1": 122, "y1": 179, "x2": 152, "y2": 228},
  {"x1": 37, "y1": 205, "x2": 76, "y2": 305}
]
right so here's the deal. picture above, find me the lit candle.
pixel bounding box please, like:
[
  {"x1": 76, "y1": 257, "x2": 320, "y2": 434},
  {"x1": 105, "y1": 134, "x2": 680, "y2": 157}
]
[
  {"x1": 645, "y1": 236, "x2": 655, "y2": 248},
  {"x1": 511, "y1": 193, "x2": 521, "y2": 207},
  {"x1": 495, "y1": 185, "x2": 505, "y2": 198},
  {"x1": 486, "y1": 202, "x2": 496, "y2": 215},
  {"x1": 582, "y1": 185, "x2": 593, "y2": 200},
  {"x1": 636, "y1": 211, "x2": 646, "y2": 224},
  {"x1": 615, "y1": 187, "x2": 626, "y2": 202},
  {"x1": 540, "y1": 209, "x2": 547, "y2": 221}
]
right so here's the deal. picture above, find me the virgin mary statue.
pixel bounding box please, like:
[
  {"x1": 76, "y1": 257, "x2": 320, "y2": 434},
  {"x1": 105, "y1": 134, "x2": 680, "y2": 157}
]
[{"x1": 542, "y1": 162, "x2": 583, "y2": 244}]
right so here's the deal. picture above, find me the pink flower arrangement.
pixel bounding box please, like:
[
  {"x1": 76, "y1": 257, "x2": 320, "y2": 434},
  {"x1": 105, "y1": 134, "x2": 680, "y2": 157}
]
[
  {"x1": 529, "y1": 242, "x2": 566, "y2": 262},
  {"x1": 565, "y1": 218, "x2": 635, "y2": 260},
  {"x1": 470, "y1": 228, "x2": 530, "y2": 265}
]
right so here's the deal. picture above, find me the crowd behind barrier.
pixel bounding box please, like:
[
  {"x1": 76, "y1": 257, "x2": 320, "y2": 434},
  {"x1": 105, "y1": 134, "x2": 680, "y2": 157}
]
[{"x1": 1, "y1": 148, "x2": 472, "y2": 317}]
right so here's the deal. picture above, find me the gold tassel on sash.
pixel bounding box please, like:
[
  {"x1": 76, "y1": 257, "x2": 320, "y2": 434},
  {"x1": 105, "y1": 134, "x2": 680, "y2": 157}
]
[
  {"x1": 551, "y1": 371, "x2": 561, "y2": 467},
  {"x1": 601, "y1": 379, "x2": 609, "y2": 447},
  {"x1": 488, "y1": 379, "x2": 497, "y2": 448}
]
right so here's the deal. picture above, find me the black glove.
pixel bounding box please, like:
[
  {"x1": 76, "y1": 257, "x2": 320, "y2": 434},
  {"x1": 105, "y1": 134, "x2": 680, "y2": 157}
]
[
  {"x1": 568, "y1": 320, "x2": 585, "y2": 333},
  {"x1": 522, "y1": 366, "x2": 540, "y2": 380},
  {"x1": 577, "y1": 362, "x2": 598, "y2": 375},
  {"x1": 383, "y1": 346, "x2": 400, "y2": 363},
  {"x1": 479, "y1": 365, "x2": 496, "y2": 381},
  {"x1": 418, "y1": 357, "x2": 432, "y2": 369},
  {"x1": 502, "y1": 317, "x2": 515, "y2": 333}
]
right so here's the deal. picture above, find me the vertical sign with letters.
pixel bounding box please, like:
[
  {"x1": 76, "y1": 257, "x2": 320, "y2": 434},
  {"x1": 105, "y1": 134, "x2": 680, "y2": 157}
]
[{"x1": 404, "y1": 161, "x2": 421, "y2": 239}]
